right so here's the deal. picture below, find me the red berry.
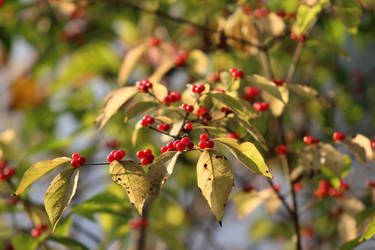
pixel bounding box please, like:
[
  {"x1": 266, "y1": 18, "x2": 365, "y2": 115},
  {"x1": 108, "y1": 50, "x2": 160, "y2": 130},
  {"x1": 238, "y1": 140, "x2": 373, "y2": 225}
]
[
  {"x1": 293, "y1": 182, "x2": 302, "y2": 192},
  {"x1": 167, "y1": 142, "x2": 174, "y2": 149},
  {"x1": 287, "y1": 13, "x2": 296, "y2": 19},
  {"x1": 243, "y1": 86, "x2": 260, "y2": 101},
  {"x1": 371, "y1": 140, "x2": 375, "y2": 149},
  {"x1": 118, "y1": 149, "x2": 126, "y2": 158},
  {"x1": 158, "y1": 124, "x2": 165, "y2": 131},
  {"x1": 107, "y1": 154, "x2": 115, "y2": 163},
  {"x1": 173, "y1": 140, "x2": 181, "y2": 149},
  {"x1": 144, "y1": 148, "x2": 152, "y2": 155},
  {"x1": 181, "y1": 137, "x2": 191, "y2": 145},
  {"x1": 141, "y1": 119, "x2": 148, "y2": 127},
  {"x1": 198, "y1": 141, "x2": 207, "y2": 149},
  {"x1": 253, "y1": 8, "x2": 263, "y2": 19},
  {"x1": 185, "y1": 122, "x2": 193, "y2": 131},
  {"x1": 105, "y1": 139, "x2": 119, "y2": 149},
  {"x1": 303, "y1": 136, "x2": 319, "y2": 145},
  {"x1": 242, "y1": 184, "x2": 253, "y2": 192},
  {"x1": 31, "y1": 228, "x2": 42, "y2": 238},
  {"x1": 146, "y1": 154, "x2": 154, "y2": 163},
  {"x1": 137, "y1": 151, "x2": 145, "y2": 159},
  {"x1": 141, "y1": 158, "x2": 149, "y2": 166},
  {"x1": 275, "y1": 145, "x2": 287, "y2": 155},
  {"x1": 4, "y1": 197, "x2": 19, "y2": 206},
  {"x1": 164, "y1": 124, "x2": 171, "y2": 131},
  {"x1": 0, "y1": 0, "x2": 4, "y2": 7},
  {"x1": 170, "y1": 91, "x2": 181, "y2": 101},
  {"x1": 367, "y1": 180, "x2": 375, "y2": 188},
  {"x1": 186, "y1": 105, "x2": 194, "y2": 113},
  {"x1": 276, "y1": 10, "x2": 286, "y2": 18},
  {"x1": 209, "y1": 72, "x2": 221, "y2": 82},
  {"x1": 290, "y1": 33, "x2": 298, "y2": 41},
  {"x1": 140, "y1": 218, "x2": 148, "y2": 227},
  {"x1": 333, "y1": 132, "x2": 346, "y2": 141},
  {"x1": 228, "y1": 132, "x2": 238, "y2": 139},
  {"x1": 176, "y1": 142, "x2": 185, "y2": 152},
  {"x1": 273, "y1": 183, "x2": 281, "y2": 192},
  {"x1": 148, "y1": 37, "x2": 160, "y2": 47},
  {"x1": 197, "y1": 84, "x2": 205, "y2": 93},
  {"x1": 71, "y1": 159, "x2": 80, "y2": 168},
  {"x1": 200, "y1": 133, "x2": 208, "y2": 141},
  {"x1": 114, "y1": 151, "x2": 123, "y2": 161},
  {"x1": 3, "y1": 168, "x2": 15, "y2": 178},
  {"x1": 243, "y1": 5, "x2": 252, "y2": 14},
  {"x1": 340, "y1": 180, "x2": 349, "y2": 191},
  {"x1": 197, "y1": 106, "x2": 209, "y2": 117},
  {"x1": 0, "y1": 173, "x2": 5, "y2": 181},
  {"x1": 146, "y1": 116, "x2": 154, "y2": 124},
  {"x1": 161, "y1": 146, "x2": 168, "y2": 153},
  {"x1": 253, "y1": 102, "x2": 263, "y2": 112},
  {"x1": 163, "y1": 95, "x2": 171, "y2": 104},
  {"x1": 72, "y1": 153, "x2": 80, "y2": 160},
  {"x1": 78, "y1": 157, "x2": 86, "y2": 165},
  {"x1": 229, "y1": 68, "x2": 237, "y2": 74},
  {"x1": 0, "y1": 160, "x2": 7, "y2": 170},
  {"x1": 186, "y1": 141, "x2": 194, "y2": 150},
  {"x1": 206, "y1": 140, "x2": 214, "y2": 148},
  {"x1": 175, "y1": 51, "x2": 189, "y2": 66},
  {"x1": 215, "y1": 88, "x2": 225, "y2": 93},
  {"x1": 261, "y1": 102, "x2": 269, "y2": 111},
  {"x1": 273, "y1": 79, "x2": 284, "y2": 86}
]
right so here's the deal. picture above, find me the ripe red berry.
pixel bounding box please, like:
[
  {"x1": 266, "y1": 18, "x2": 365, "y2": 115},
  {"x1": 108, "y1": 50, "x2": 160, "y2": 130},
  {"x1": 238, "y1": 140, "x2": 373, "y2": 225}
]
[
  {"x1": 253, "y1": 8, "x2": 263, "y2": 19},
  {"x1": 144, "y1": 148, "x2": 152, "y2": 155},
  {"x1": 118, "y1": 149, "x2": 126, "y2": 158},
  {"x1": 146, "y1": 116, "x2": 154, "y2": 124},
  {"x1": 215, "y1": 88, "x2": 225, "y2": 93},
  {"x1": 181, "y1": 137, "x2": 191, "y2": 145},
  {"x1": 198, "y1": 141, "x2": 207, "y2": 149},
  {"x1": 200, "y1": 133, "x2": 208, "y2": 141},
  {"x1": 340, "y1": 180, "x2": 349, "y2": 191},
  {"x1": 333, "y1": 132, "x2": 346, "y2": 141},
  {"x1": 31, "y1": 228, "x2": 42, "y2": 238},
  {"x1": 148, "y1": 37, "x2": 160, "y2": 47},
  {"x1": 276, "y1": 10, "x2": 286, "y2": 18},
  {"x1": 161, "y1": 146, "x2": 168, "y2": 153},
  {"x1": 197, "y1": 106, "x2": 209, "y2": 117},
  {"x1": 293, "y1": 182, "x2": 302, "y2": 192},
  {"x1": 273, "y1": 183, "x2": 281, "y2": 192},
  {"x1": 0, "y1": 160, "x2": 7, "y2": 170},
  {"x1": 163, "y1": 124, "x2": 171, "y2": 131},
  {"x1": 186, "y1": 141, "x2": 194, "y2": 150},
  {"x1": 137, "y1": 151, "x2": 145, "y2": 159},
  {"x1": 253, "y1": 102, "x2": 269, "y2": 112},
  {"x1": 273, "y1": 79, "x2": 284, "y2": 86},
  {"x1": 71, "y1": 159, "x2": 80, "y2": 168},
  {"x1": 242, "y1": 184, "x2": 253, "y2": 192},
  {"x1": 228, "y1": 132, "x2": 239, "y2": 139},
  {"x1": 287, "y1": 13, "x2": 296, "y2": 19},
  {"x1": 0, "y1": 0, "x2": 4, "y2": 7},
  {"x1": 206, "y1": 140, "x2": 215, "y2": 149},
  {"x1": 175, "y1": 51, "x2": 189, "y2": 66},
  {"x1": 185, "y1": 122, "x2": 193, "y2": 131},
  {"x1": 0, "y1": 173, "x2": 5, "y2": 181},
  {"x1": 78, "y1": 157, "x2": 86, "y2": 165},
  {"x1": 158, "y1": 124, "x2": 165, "y2": 131},
  {"x1": 4, "y1": 197, "x2": 19, "y2": 206},
  {"x1": 3, "y1": 168, "x2": 15, "y2": 178},
  {"x1": 186, "y1": 105, "x2": 194, "y2": 113},
  {"x1": 173, "y1": 140, "x2": 181, "y2": 149},
  {"x1": 105, "y1": 139, "x2": 119, "y2": 149},
  {"x1": 290, "y1": 33, "x2": 298, "y2": 41},
  {"x1": 275, "y1": 145, "x2": 287, "y2": 155},
  {"x1": 72, "y1": 153, "x2": 80, "y2": 160},
  {"x1": 107, "y1": 154, "x2": 115, "y2": 163},
  {"x1": 114, "y1": 151, "x2": 123, "y2": 161},
  {"x1": 303, "y1": 136, "x2": 319, "y2": 145},
  {"x1": 170, "y1": 91, "x2": 181, "y2": 101},
  {"x1": 370, "y1": 140, "x2": 375, "y2": 149},
  {"x1": 367, "y1": 180, "x2": 375, "y2": 188},
  {"x1": 209, "y1": 72, "x2": 221, "y2": 82},
  {"x1": 243, "y1": 86, "x2": 260, "y2": 100},
  {"x1": 243, "y1": 5, "x2": 252, "y2": 14},
  {"x1": 176, "y1": 142, "x2": 185, "y2": 152},
  {"x1": 141, "y1": 158, "x2": 149, "y2": 166},
  {"x1": 146, "y1": 154, "x2": 154, "y2": 163}
]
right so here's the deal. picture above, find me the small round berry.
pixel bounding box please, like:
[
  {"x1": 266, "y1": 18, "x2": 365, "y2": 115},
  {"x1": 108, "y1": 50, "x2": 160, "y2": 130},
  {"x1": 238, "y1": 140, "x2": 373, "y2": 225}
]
[
  {"x1": 0, "y1": 160, "x2": 7, "y2": 170},
  {"x1": 340, "y1": 180, "x2": 349, "y2": 191},
  {"x1": 273, "y1": 183, "x2": 281, "y2": 192},
  {"x1": 146, "y1": 154, "x2": 154, "y2": 163},
  {"x1": 163, "y1": 124, "x2": 171, "y2": 131},
  {"x1": 197, "y1": 84, "x2": 205, "y2": 93},
  {"x1": 137, "y1": 151, "x2": 145, "y2": 159},
  {"x1": 105, "y1": 139, "x2": 119, "y2": 149},
  {"x1": 107, "y1": 154, "x2": 115, "y2": 163},
  {"x1": 273, "y1": 79, "x2": 284, "y2": 86},
  {"x1": 253, "y1": 8, "x2": 263, "y2": 19},
  {"x1": 173, "y1": 140, "x2": 181, "y2": 149},
  {"x1": 371, "y1": 140, "x2": 375, "y2": 149},
  {"x1": 243, "y1": 86, "x2": 260, "y2": 100},
  {"x1": 71, "y1": 159, "x2": 80, "y2": 168},
  {"x1": 3, "y1": 168, "x2": 15, "y2": 178},
  {"x1": 200, "y1": 133, "x2": 208, "y2": 141},
  {"x1": 276, "y1": 10, "x2": 286, "y2": 18},
  {"x1": 72, "y1": 153, "x2": 80, "y2": 160},
  {"x1": 31, "y1": 228, "x2": 42, "y2": 238},
  {"x1": 114, "y1": 151, "x2": 123, "y2": 161},
  {"x1": 186, "y1": 105, "x2": 194, "y2": 113},
  {"x1": 181, "y1": 103, "x2": 188, "y2": 110},
  {"x1": 148, "y1": 37, "x2": 160, "y2": 47},
  {"x1": 146, "y1": 116, "x2": 154, "y2": 124},
  {"x1": 253, "y1": 102, "x2": 263, "y2": 111},
  {"x1": 78, "y1": 157, "x2": 86, "y2": 165},
  {"x1": 0, "y1": 172, "x2": 5, "y2": 181},
  {"x1": 186, "y1": 141, "x2": 194, "y2": 150},
  {"x1": 333, "y1": 132, "x2": 346, "y2": 141},
  {"x1": 185, "y1": 122, "x2": 193, "y2": 131},
  {"x1": 275, "y1": 145, "x2": 287, "y2": 155},
  {"x1": 198, "y1": 141, "x2": 207, "y2": 149},
  {"x1": 158, "y1": 124, "x2": 165, "y2": 131},
  {"x1": 161, "y1": 146, "x2": 168, "y2": 153},
  {"x1": 163, "y1": 96, "x2": 171, "y2": 104},
  {"x1": 167, "y1": 142, "x2": 174, "y2": 149},
  {"x1": 141, "y1": 158, "x2": 149, "y2": 166},
  {"x1": 229, "y1": 68, "x2": 237, "y2": 74},
  {"x1": 141, "y1": 119, "x2": 148, "y2": 127},
  {"x1": 118, "y1": 149, "x2": 126, "y2": 158},
  {"x1": 171, "y1": 91, "x2": 181, "y2": 101},
  {"x1": 367, "y1": 180, "x2": 375, "y2": 188},
  {"x1": 181, "y1": 137, "x2": 191, "y2": 145},
  {"x1": 206, "y1": 140, "x2": 215, "y2": 149},
  {"x1": 144, "y1": 148, "x2": 152, "y2": 155},
  {"x1": 228, "y1": 132, "x2": 238, "y2": 139},
  {"x1": 293, "y1": 182, "x2": 302, "y2": 192},
  {"x1": 176, "y1": 142, "x2": 185, "y2": 152}
]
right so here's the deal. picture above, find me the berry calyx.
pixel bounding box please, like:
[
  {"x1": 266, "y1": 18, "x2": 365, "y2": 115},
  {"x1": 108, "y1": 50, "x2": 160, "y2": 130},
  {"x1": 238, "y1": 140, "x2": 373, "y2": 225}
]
[
  {"x1": 148, "y1": 37, "x2": 160, "y2": 47},
  {"x1": 275, "y1": 145, "x2": 287, "y2": 155},
  {"x1": 272, "y1": 79, "x2": 284, "y2": 86},
  {"x1": 333, "y1": 132, "x2": 346, "y2": 141},
  {"x1": 303, "y1": 136, "x2": 319, "y2": 145},
  {"x1": 253, "y1": 102, "x2": 269, "y2": 112}
]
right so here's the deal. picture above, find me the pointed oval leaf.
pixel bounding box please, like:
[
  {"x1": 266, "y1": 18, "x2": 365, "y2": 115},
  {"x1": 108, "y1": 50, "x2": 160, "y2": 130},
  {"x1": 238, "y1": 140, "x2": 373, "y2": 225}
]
[
  {"x1": 12, "y1": 234, "x2": 39, "y2": 250},
  {"x1": 214, "y1": 138, "x2": 272, "y2": 178},
  {"x1": 197, "y1": 150, "x2": 234, "y2": 222},
  {"x1": 109, "y1": 160, "x2": 150, "y2": 215},
  {"x1": 261, "y1": 86, "x2": 289, "y2": 117},
  {"x1": 232, "y1": 190, "x2": 262, "y2": 218},
  {"x1": 146, "y1": 151, "x2": 181, "y2": 197},
  {"x1": 234, "y1": 117, "x2": 268, "y2": 151},
  {"x1": 148, "y1": 60, "x2": 175, "y2": 83},
  {"x1": 246, "y1": 74, "x2": 283, "y2": 102},
  {"x1": 118, "y1": 43, "x2": 148, "y2": 85},
  {"x1": 45, "y1": 168, "x2": 80, "y2": 232},
  {"x1": 359, "y1": 215, "x2": 375, "y2": 242},
  {"x1": 124, "y1": 101, "x2": 158, "y2": 124},
  {"x1": 96, "y1": 86, "x2": 138, "y2": 130},
  {"x1": 209, "y1": 92, "x2": 244, "y2": 116},
  {"x1": 15, "y1": 157, "x2": 71, "y2": 195},
  {"x1": 344, "y1": 134, "x2": 373, "y2": 167}
]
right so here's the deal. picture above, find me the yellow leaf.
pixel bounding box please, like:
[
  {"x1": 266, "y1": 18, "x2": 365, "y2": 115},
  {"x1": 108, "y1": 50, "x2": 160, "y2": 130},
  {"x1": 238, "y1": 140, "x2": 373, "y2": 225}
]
[
  {"x1": 118, "y1": 43, "x2": 148, "y2": 85},
  {"x1": 235, "y1": 117, "x2": 268, "y2": 151},
  {"x1": 338, "y1": 213, "x2": 357, "y2": 242},
  {"x1": 151, "y1": 82, "x2": 169, "y2": 102},
  {"x1": 196, "y1": 150, "x2": 234, "y2": 222},
  {"x1": 109, "y1": 160, "x2": 150, "y2": 215},
  {"x1": 344, "y1": 134, "x2": 373, "y2": 167},
  {"x1": 188, "y1": 49, "x2": 208, "y2": 75},
  {"x1": 261, "y1": 85, "x2": 289, "y2": 117},
  {"x1": 247, "y1": 74, "x2": 284, "y2": 102},
  {"x1": 213, "y1": 138, "x2": 272, "y2": 178},
  {"x1": 96, "y1": 86, "x2": 138, "y2": 131},
  {"x1": 148, "y1": 60, "x2": 175, "y2": 83}
]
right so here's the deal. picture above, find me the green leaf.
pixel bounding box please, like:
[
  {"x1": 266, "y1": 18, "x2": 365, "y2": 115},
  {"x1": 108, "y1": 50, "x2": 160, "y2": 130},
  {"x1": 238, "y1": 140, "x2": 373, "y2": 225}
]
[
  {"x1": 209, "y1": 92, "x2": 244, "y2": 116},
  {"x1": 96, "y1": 86, "x2": 138, "y2": 131},
  {"x1": 146, "y1": 151, "x2": 181, "y2": 197},
  {"x1": 246, "y1": 74, "x2": 284, "y2": 102},
  {"x1": 109, "y1": 160, "x2": 150, "y2": 215},
  {"x1": 296, "y1": 0, "x2": 328, "y2": 33},
  {"x1": 47, "y1": 235, "x2": 90, "y2": 250},
  {"x1": 359, "y1": 215, "x2": 375, "y2": 241},
  {"x1": 287, "y1": 83, "x2": 328, "y2": 105},
  {"x1": 44, "y1": 168, "x2": 80, "y2": 232},
  {"x1": 15, "y1": 157, "x2": 71, "y2": 195},
  {"x1": 234, "y1": 117, "x2": 268, "y2": 151},
  {"x1": 12, "y1": 234, "x2": 39, "y2": 250},
  {"x1": 356, "y1": 207, "x2": 375, "y2": 226},
  {"x1": 306, "y1": 40, "x2": 350, "y2": 59},
  {"x1": 25, "y1": 204, "x2": 50, "y2": 228},
  {"x1": 118, "y1": 43, "x2": 148, "y2": 85},
  {"x1": 336, "y1": 0, "x2": 362, "y2": 35},
  {"x1": 196, "y1": 150, "x2": 234, "y2": 222},
  {"x1": 124, "y1": 101, "x2": 158, "y2": 124},
  {"x1": 214, "y1": 138, "x2": 272, "y2": 178},
  {"x1": 338, "y1": 237, "x2": 362, "y2": 250}
]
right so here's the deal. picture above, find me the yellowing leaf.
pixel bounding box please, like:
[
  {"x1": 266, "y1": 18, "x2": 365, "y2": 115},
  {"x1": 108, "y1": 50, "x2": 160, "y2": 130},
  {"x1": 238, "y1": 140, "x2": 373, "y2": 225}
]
[
  {"x1": 151, "y1": 82, "x2": 169, "y2": 102},
  {"x1": 196, "y1": 150, "x2": 234, "y2": 222},
  {"x1": 344, "y1": 134, "x2": 373, "y2": 167},
  {"x1": 336, "y1": 0, "x2": 362, "y2": 35},
  {"x1": 44, "y1": 168, "x2": 80, "y2": 232},
  {"x1": 296, "y1": 0, "x2": 328, "y2": 34},
  {"x1": 261, "y1": 85, "x2": 289, "y2": 117},
  {"x1": 339, "y1": 213, "x2": 357, "y2": 242},
  {"x1": 360, "y1": 215, "x2": 375, "y2": 242},
  {"x1": 246, "y1": 74, "x2": 284, "y2": 102},
  {"x1": 118, "y1": 43, "x2": 148, "y2": 85},
  {"x1": 234, "y1": 117, "x2": 268, "y2": 151},
  {"x1": 0, "y1": 129, "x2": 16, "y2": 144},
  {"x1": 109, "y1": 160, "x2": 150, "y2": 215},
  {"x1": 96, "y1": 86, "x2": 138, "y2": 130},
  {"x1": 188, "y1": 49, "x2": 208, "y2": 75},
  {"x1": 213, "y1": 138, "x2": 272, "y2": 178},
  {"x1": 132, "y1": 121, "x2": 143, "y2": 146},
  {"x1": 146, "y1": 151, "x2": 181, "y2": 197},
  {"x1": 148, "y1": 60, "x2": 175, "y2": 83},
  {"x1": 15, "y1": 157, "x2": 71, "y2": 195},
  {"x1": 339, "y1": 197, "x2": 365, "y2": 216},
  {"x1": 25, "y1": 204, "x2": 50, "y2": 228}
]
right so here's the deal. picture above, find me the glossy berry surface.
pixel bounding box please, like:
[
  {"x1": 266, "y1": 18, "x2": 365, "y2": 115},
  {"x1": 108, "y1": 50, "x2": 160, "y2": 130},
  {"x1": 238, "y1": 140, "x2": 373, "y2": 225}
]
[
  {"x1": 333, "y1": 132, "x2": 346, "y2": 141},
  {"x1": 243, "y1": 86, "x2": 260, "y2": 101},
  {"x1": 303, "y1": 136, "x2": 319, "y2": 145},
  {"x1": 275, "y1": 145, "x2": 287, "y2": 155},
  {"x1": 253, "y1": 102, "x2": 269, "y2": 112}
]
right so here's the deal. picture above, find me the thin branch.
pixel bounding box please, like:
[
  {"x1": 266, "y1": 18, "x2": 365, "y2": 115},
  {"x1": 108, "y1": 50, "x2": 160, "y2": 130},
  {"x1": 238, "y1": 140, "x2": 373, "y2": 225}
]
[{"x1": 148, "y1": 126, "x2": 176, "y2": 138}]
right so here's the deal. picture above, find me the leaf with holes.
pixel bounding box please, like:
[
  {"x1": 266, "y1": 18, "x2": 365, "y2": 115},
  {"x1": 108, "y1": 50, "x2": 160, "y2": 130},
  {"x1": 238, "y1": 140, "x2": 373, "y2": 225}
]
[
  {"x1": 196, "y1": 150, "x2": 234, "y2": 223},
  {"x1": 44, "y1": 168, "x2": 80, "y2": 232},
  {"x1": 118, "y1": 43, "x2": 148, "y2": 85},
  {"x1": 109, "y1": 160, "x2": 150, "y2": 215},
  {"x1": 15, "y1": 157, "x2": 71, "y2": 195},
  {"x1": 96, "y1": 86, "x2": 138, "y2": 130},
  {"x1": 214, "y1": 138, "x2": 272, "y2": 178},
  {"x1": 146, "y1": 151, "x2": 181, "y2": 197}
]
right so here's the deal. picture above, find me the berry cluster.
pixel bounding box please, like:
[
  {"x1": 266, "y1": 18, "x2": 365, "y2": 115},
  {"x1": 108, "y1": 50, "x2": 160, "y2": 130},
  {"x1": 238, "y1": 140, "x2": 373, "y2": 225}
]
[
  {"x1": 4, "y1": 197, "x2": 19, "y2": 206},
  {"x1": 163, "y1": 91, "x2": 181, "y2": 104},
  {"x1": 253, "y1": 8, "x2": 269, "y2": 19},
  {"x1": 157, "y1": 123, "x2": 171, "y2": 132},
  {"x1": 303, "y1": 136, "x2": 320, "y2": 145},
  {"x1": 137, "y1": 80, "x2": 153, "y2": 92},
  {"x1": 71, "y1": 153, "x2": 86, "y2": 168},
  {"x1": 192, "y1": 84, "x2": 205, "y2": 94},
  {"x1": 31, "y1": 224, "x2": 48, "y2": 238},
  {"x1": 197, "y1": 106, "x2": 212, "y2": 122},
  {"x1": 293, "y1": 182, "x2": 302, "y2": 192},
  {"x1": 198, "y1": 133, "x2": 215, "y2": 149},
  {"x1": 272, "y1": 79, "x2": 284, "y2": 86},
  {"x1": 290, "y1": 33, "x2": 307, "y2": 42},
  {"x1": 181, "y1": 103, "x2": 194, "y2": 113},
  {"x1": 0, "y1": 160, "x2": 15, "y2": 182},
  {"x1": 242, "y1": 184, "x2": 254, "y2": 192},
  {"x1": 148, "y1": 37, "x2": 160, "y2": 47},
  {"x1": 367, "y1": 180, "x2": 375, "y2": 188},
  {"x1": 137, "y1": 149, "x2": 155, "y2": 165},
  {"x1": 107, "y1": 149, "x2": 126, "y2": 163},
  {"x1": 332, "y1": 132, "x2": 346, "y2": 141},
  {"x1": 229, "y1": 68, "x2": 244, "y2": 79},
  {"x1": 275, "y1": 145, "x2": 287, "y2": 155},
  {"x1": 175, "y1": 51, "x2": 189, "y2": 66},
  {"x1": 129, "y1": 218, "x2": 148, "y2": 230},
  {"x1": 313, "y1": 180, "x2": 349, "y2": 199},
  {"x1": 141, "y1": 115, "x2": 155, "y2": 127},
  {"x1": 105, "y1": 139, "x2": 119, "y2": 149},
  {"x1": 243, "y1": 86, "x2": 260, "y2": 101},
  {"x1": 209, "y1": 72, "x2": 221, "y2": 82},
  {"x1": 253, "y1": 102, "x2": 269, "y2": 112},
  {"x1": 162, "y1": 137, "x2": 194, "y2": 153}
]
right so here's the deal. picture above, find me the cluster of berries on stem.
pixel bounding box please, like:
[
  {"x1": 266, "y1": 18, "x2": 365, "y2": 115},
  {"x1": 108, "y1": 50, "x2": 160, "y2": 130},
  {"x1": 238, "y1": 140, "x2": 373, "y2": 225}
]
[
  {"x1": 163, "y1": 91, "x2": 181, "y2": 104},
  {"x1": 192, "y1": 84, "x2": 205, "y2": 94},
  {"x1": 31, "y1": 224, "x2": 48, "y2": 238},
  {"x1": 137, "y1": 80, "x2": 153, "y2": 92},
  {"x1": 313, "y1": 180, "x2": 349, "y2": 199},
  {"x1": 181, "y1": 103, "x2": 194, "y2": 113},
  {"x1": 161, "y1": 137, "x2": 194, "y2": 153},
  {"x1": 0, "y1": 160, "x2": 16, "y2": 182},
  {"x1": 303, "y1": 136, "x2": 320, "y2": 145},
  {"x1": 229, "y1": 68, "x2": 244, "y2": 80},
  {"x1": 174, "y1": 51, "x2": 189, "y2": 66},
  {"x1": 332, "y1": 132, "x2": 346, "y2": 141},
  {"x1": 107, "y1": 149, "x2": 126, "y2": 163},
  {"x1": 253, "y1": 102, "x2": 269, "y2": 112},
  {"x1": 137, "y1": 149, "x2": 155, "y2": 165},
  {"x1": 198, "y1": 133, "x2": 215, "y2": 149},
  {"x1": 141, "y1": 115, "x2": 155, "y2": 127},
  {"x1": 275, "y1": 145, "x2": 287, "y2": 155},
  {"x1": 71, "y1": 153, "x2": 86, "y2": 168},
  {"x1": 243, "y1": 86, "x2": 260, "y2": 101}
]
